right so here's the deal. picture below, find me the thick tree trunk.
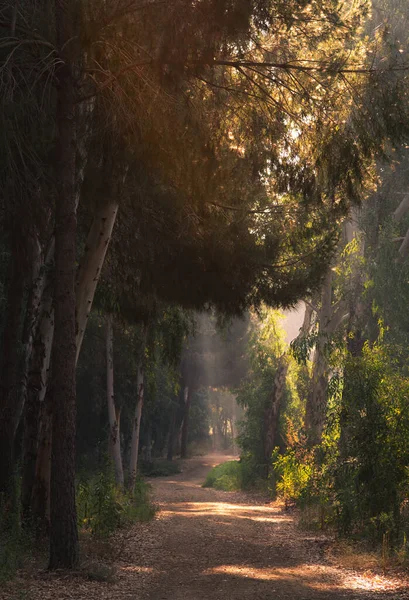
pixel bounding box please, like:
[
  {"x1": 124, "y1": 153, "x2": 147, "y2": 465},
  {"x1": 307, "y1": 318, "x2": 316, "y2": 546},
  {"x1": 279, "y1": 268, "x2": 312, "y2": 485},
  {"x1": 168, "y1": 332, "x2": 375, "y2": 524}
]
[
  {"x1": 49, "y1": 0, "x2": 80, "y2": 567},
  {"x1": 180, "y1": 386, "x2": 190, "y2": 459},
  {"x1": 31, "y1": 395, "x2": 52, "y2": 534},
  {"x1": 106, "y1": 314, "x2": 124, "y2": 487},
  {"x1": 75, "y1": 201, "x2": 119, "y2": 363},
  {"x1": 128, "y1": 366, "x2": 144, "y2": 491},
  {"x1": 263, "y1": 356, "x2": 289, "y2": 465},
  {"x1": 0, "y1": 250, "x2": 25, "y2": 499}
]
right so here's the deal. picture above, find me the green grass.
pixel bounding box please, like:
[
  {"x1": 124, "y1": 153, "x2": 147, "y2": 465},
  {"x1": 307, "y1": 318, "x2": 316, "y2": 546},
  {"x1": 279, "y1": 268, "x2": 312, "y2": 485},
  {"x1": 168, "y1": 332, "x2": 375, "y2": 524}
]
[{"x1": 202, "y1": 460, "x2": 242, "y2": 491}]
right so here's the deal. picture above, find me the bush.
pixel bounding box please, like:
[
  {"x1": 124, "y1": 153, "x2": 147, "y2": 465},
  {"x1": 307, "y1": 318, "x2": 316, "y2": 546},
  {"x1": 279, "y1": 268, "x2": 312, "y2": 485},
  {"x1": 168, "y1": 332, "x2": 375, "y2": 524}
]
[
  {"x1": 203, "y1": 461, "x2": 242, "y2": 490},
  {"x1": 273, "y1": 449, "x2": 314, "y2": 503},
  {"x1": 334, "y1": 346, "x2": 409, "y2": 542},
  {"x1": 77, "y1": 469, "x2": 156, "y2": 537}
]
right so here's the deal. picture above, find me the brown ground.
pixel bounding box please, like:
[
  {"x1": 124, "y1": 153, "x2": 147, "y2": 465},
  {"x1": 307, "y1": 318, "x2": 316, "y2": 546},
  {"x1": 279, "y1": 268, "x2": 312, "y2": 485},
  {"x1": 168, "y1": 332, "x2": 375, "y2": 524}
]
[{"x1": 2, "y1": 455, "x2": 409, "y2": 600}]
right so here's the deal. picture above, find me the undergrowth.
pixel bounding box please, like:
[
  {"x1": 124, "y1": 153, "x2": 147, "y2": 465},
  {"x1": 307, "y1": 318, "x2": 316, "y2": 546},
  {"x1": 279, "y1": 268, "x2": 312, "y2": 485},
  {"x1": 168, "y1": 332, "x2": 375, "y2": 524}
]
[
  {"x1": 77, "y1": 470, "x2": 156, "y2": 537},
  {"x1": 203, "y1": 459, "x2": 266, "y2": 491},
  {"x1": 0, "y1": 480, "x2": 33, "y2": 582}
]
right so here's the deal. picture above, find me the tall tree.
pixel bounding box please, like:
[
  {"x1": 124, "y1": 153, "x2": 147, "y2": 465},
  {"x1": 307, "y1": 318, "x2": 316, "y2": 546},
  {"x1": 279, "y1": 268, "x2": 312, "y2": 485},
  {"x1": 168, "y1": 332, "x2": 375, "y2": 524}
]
[{"x1": 48, "y1": 0, "x2": 80, "y2": 569}]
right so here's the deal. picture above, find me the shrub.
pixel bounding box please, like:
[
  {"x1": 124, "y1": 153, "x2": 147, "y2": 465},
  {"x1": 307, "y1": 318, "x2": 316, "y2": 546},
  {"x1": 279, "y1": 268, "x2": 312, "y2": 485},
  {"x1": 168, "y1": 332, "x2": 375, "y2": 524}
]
[
  {"x1": 203, "y1": 461, "x2": 241, "y2": 490},
  {"x1": 273, "y1": 449, "x2": 313, "y2": 503},
  {"x1": 77, "y1": 469, "x2": 156, "y2": 537}
]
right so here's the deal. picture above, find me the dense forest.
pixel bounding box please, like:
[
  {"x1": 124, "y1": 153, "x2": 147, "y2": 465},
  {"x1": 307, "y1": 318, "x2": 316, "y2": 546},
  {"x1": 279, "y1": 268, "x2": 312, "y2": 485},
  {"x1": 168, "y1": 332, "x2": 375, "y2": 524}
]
[{"x1": 1, "y1": 0, "x2": 409, "y2": 595}]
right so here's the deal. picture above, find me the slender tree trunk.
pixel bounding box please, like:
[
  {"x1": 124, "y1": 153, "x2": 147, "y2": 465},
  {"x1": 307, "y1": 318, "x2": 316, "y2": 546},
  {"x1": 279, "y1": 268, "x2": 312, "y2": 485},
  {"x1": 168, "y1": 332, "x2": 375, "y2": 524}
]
[
  {"x1": 16, "y1": 237, "x2": 47, "y2": 430},
  {"x1": 180, "y1": 386, "x2": 190, "y2": 459},
  {"x1": 22, "y1": 310, "x2": 54, "y2": 524},
  {"x1": 75, "y1": 201, "x2": 119, "y2": 363},
  {"x1": 144, "y1": 428, "x2": 152, "y2": 464},
  {"x1": 21, "y1": 286, "x2": 54, "y2": 519},
  {"x1": 231, "y1": 397, "x2": 237, "y2": 454},
  {"x1": 305, "y1": 270, "x2": 333, "y2": 446},
  {"x1": 106, "y1": 314, "x2": 124, "y2": 487},
  {"x1": 167, "y1": 406, "x2": 177, "y2": 461},
  {"x1": 128, "y1": 366, "x2": 144, "y2": 490},
  {"x1": 263, "y1": 356, "x2": 289, "y2": 466},
  {"x1": 49, "y1": 0, "x2": 80, "y2": 567},
  {"x1": 305, "y1": 344, "x2": 329, "y2": 446}
]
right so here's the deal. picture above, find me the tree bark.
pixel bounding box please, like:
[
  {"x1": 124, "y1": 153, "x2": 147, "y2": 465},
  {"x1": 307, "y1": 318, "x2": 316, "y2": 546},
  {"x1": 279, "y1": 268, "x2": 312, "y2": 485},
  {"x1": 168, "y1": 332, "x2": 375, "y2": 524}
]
[
  {"x1": 31, "y1": 393, "x2": 52, "y2": 534},
  {"x1": 106, "y1": 314, "x2": 124, "y2": 487},
  {"x1": 75, "y1": 201, "x2": 119, "y2": 363},
  {"x1": 128, "y1": 366, "x2": 144, "y2": 490},
  {"x1": 16, "y1": 237, "x2": 49, "y2": 432},
  {"x1": 49, "y1": 0, "x2": 80, "y2": 567},
  {"x1": 144, "y1": 428, "x2": 152, "y2": 464},
  {"x1": 305, "y1": 269, "x2": 333, "y2": 446},
  {"x1": 21, "y1": 292, "x2": 54, "y2": 523},
  {"x1": 0, "y1": 247, "x2": 26, "y2": 499},
  {"x1": 180, "y1": 386, "x2": 190, "y2": 459},
  {"x1": 167, "y1": 405, "x2": 177, "y2": 461},
  {"x1": 393, "y1": 192, "x2": 409, "y2": 223},
  {"x1": 263, "y1": 356, "x2": 289, "y2": 466}
]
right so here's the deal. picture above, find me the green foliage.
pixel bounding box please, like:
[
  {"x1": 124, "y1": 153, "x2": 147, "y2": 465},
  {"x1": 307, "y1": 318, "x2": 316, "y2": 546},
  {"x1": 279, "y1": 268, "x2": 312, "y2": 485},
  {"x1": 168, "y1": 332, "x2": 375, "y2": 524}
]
[
  {"x1": 77, "y1": 467, "x2": 156, "y2": 537},
  {"x1": 203, "y1": 461, "x2": 244, "y2": 491},
  {"x1": 273, "y1": 449, "x2": 314, "y2": 503},
  {"x1": 335, "y1": 344, "x2": 409, "y2": 542},
  {"x1": 273, "y1": 341, "x2": 409, "y2": 543},
  {"x1": 236, "y1": 309, "x2": 300, "y2": 475}
]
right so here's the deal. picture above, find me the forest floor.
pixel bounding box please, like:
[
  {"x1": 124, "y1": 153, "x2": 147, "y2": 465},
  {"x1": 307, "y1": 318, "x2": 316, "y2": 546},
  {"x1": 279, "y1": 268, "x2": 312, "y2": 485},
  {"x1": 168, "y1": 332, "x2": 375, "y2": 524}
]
[{"x1": 2, "y1": 454, "x2": 409, "y2": 600}]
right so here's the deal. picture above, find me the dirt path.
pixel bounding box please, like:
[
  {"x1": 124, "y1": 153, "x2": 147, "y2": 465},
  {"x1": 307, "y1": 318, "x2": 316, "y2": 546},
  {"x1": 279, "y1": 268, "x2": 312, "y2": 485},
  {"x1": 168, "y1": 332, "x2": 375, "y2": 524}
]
[
  {"x1": 3, "y1": 455, "x2": 408, "y2": 600},
  {"x1": 137, "y1": 455, "x2": 408, "y2": 600}
]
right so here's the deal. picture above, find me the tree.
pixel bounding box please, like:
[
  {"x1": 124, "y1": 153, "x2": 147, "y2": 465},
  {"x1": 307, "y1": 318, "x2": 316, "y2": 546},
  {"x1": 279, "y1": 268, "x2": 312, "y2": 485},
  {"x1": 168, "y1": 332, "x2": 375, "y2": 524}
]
[{"x1": 48, "y1": 0, "x2": 80, "y2": 569}]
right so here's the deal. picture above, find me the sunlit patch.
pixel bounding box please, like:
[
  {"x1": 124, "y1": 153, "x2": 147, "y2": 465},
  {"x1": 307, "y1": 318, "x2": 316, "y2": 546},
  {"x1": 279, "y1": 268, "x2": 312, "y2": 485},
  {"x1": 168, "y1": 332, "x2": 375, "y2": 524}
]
[
  {"x1": 204, "y1": 564, "x2": 407, "y2": 594},
  {"x1": 160, "y1": 501, "x2": 293, "y2": 523},
  {"x1": 342, "y1": 571, "x2": 406, "y2": 592},
  {"x1": 204, "y1": 565, "x2": 300, "y2": 581},
  {"x1": 120, "y1": 566, "x2": 154, "y2": 573}
]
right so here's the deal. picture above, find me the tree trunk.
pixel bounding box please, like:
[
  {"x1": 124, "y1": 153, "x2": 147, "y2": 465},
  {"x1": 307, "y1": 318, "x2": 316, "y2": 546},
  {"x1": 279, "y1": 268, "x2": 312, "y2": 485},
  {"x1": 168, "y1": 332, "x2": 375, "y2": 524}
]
[
  {"x1": 106, "y1": 314, "x2": 124, "y2": 487},
  {"x1": 31, "y1": 394, "x2": 52, "y2": 534},
  {"x1": 305, "y1": 269, "x2": 333, "y2": 446},
  {"x1": 167, "y1": 405, "x2": 177, "y2": 461},
  {"x1": 49, "y1": 0, "x2": 80, "y2": 567},
  {"x1": 144, "y1": 428, "x2": 152, "y2": 464},
  {"x1": 21, "y1": 294, "x2": 54, "y2": 523},
  {"x1": 75, "y1": 201, "x2": 119, "y2": 363},
  {"x1": 0, "y1": 249, "x2": 26, "y2": 499},
  {"x1": 128, "y1": 366, "x2": 144, "y2": 490},
  {"x1": 263, "y1": 356, "x2": 289, "y2": 465},
  {"x1": 180, "y1": 386, "x2": 190, "y2": 459},
  {"x1": 305, "y1": 344, "x2": 329, "y2": 446},
  {"x1": 16, "y1": 237, "x2": 47, "y2": 431}
]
